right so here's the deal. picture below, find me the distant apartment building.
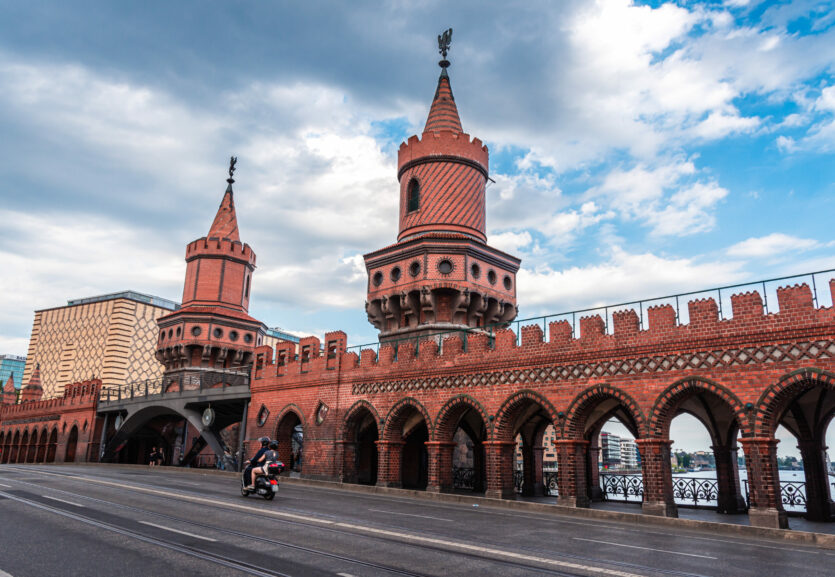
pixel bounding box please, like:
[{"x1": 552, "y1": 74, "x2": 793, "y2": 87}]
[
  {"x1": 620, "y1": 438, "x2": 639, "y2": 468},
  {"x1": 600, "y1": 432, "x2": 622, "y2": 468},
  {"x1": 22, "y1": 291, "x2": 179, "y2": 399},
  {"x1": 0, "y1": 354, "x2": 26, "y2": 389}
]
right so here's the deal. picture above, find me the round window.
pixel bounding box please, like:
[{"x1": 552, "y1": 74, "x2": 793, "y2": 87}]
[
  {"x1": 176, "y1": 327, "x2": 181, "y2": 337},
  {"x1": 229, "y1": 330, "x2": 239, "y2": 342},
  {"x1": 191, "y1": 326, "x2": 202, "y2": 337},
  {"x1": 487, "y1": 270, "x2": 497, "y2": 285},
  {"x1": 213, "y1": 328, "x2": 223, "y2": 338},
  {"x1": 409, "y1": 261, "x2": 421, "y2": 277},
  {"x1": 438, "y1": 259, "x2": 453, "y2": 274},
  {"x1": 390, "y1": 267, "x2": 401, "y2": 282},
  {"x1": 373, "y1": 271, "x2": 383, "y2": 286},
  {"x1": 503, "y1": 276, "x2": 512, "y2": 290},
  {"x1": 471, "y1": 263, "x2": 480, "y2": 279},
  {"x1": 244, "y1": 333, "x2": 253, "y2": 344},
  {"x1": 168, "y1": 329, "x2": 173, "y2": 338}
]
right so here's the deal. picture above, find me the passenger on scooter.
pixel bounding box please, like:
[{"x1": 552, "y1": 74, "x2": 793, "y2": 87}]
[
  {"x1": 250, "y1": 441, "x2": 280, "y2": 485},
  {"x1": 244, "y1": 437, "x2": 270, "y2": 489}
]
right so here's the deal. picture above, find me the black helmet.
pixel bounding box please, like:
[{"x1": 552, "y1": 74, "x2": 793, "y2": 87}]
[
  {"x1": 269, "y1": 440, "x2": 279, "y2": 450},
  {"x1": 259, "y1": 436, "x2": 270, "y2": 446}
]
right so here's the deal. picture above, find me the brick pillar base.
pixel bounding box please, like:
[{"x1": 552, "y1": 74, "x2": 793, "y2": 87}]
[
  {"x1": 712, "y1": 443, "x2": 746, "y2": 514},
  {"x1": 588, "y1": 444, "x2": 602, "y2": 501},
  {"x1": 797, "y1": 438, "x2": 835, "y2": 522},
  {"x1": 556, "y1": 439, "x2": 590, "y2": 508},
  {"x1": 376, "y1": 440, "x2": 404, "y2": 488},
  {"x1": 532, "y1": 444, "x2": 546, "y2": 497},
  {"x1": 484, "y1": 441, "x2": 516, "y2": 499},
  {"x1": 426, "y1": 441, "x2": 456, "y2": 493},
  {"x1": 338, "y1": 441, "x2": 357, "y2": 483},
  {"x1": 637, "y1": 439, "x2": 677, "y2": 518},
  {"x1": 740, "y1": 437, "x2": 788, "y2": 529}
]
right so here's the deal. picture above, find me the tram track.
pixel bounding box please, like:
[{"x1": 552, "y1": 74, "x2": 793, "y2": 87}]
[{"x1": 0, "y1": 465, "x2": 728, "y2": 577}]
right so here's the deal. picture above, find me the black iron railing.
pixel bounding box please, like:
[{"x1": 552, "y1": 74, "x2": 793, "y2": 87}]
[
  {"x1": 742, "y1": 479, "x2": 817, "y2": 511},
  {"x1": 453, "y1": 466, "x2": 475, "y2": 490},
  {"x1": 346, "y1": 269, "x2": 834, "y2": 364},
  {"x1": 512, "y1": 468, "x2": 559, "y2": 496},
  {"x1": 600, "y1": 474, "x2": 645, "y2": 502},
  {"x1": 672, "y1": 477, "x2": 719, "y2": 506},
  {"x1": 98, "y1": 369, "x2": 250, "y2": 404}
]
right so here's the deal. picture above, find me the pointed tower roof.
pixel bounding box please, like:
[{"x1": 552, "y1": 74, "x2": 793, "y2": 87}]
[
  {"x1": 424, "y1": 66, "x2": 463, "y2": 133},
  {"x1": 3, "y1": 374, "x2": 15, "y2": 393},
  {"x1": 208, "y1": 157, "x2": 240, "y2": 242},
  {"x1": 25, "y1": 364, "x2": 42, "y2": 390}
]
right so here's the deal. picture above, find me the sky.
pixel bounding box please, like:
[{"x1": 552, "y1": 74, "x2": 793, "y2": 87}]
[{"x1": 0, "y1": 0, "x2": 834, "y2": 455}]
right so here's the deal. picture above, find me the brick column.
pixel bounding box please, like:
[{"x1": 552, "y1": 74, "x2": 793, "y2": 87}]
[
  {"x1": 532, "y1": 443, "x2": 546, "y2": 496},
  {"x1": 637, "y1": 439, "x2": 677, "y2": 517},
  {"x1": 338, "y1": 441, "x2": 357, "y2": 483},
  {"x1": 797, "y1": 438, "x2": 835, "y2": 522},
  {"x1": 376, "y1": 440, "x2": 404, "y2": 488},
  {"x1": 483, "y1": 441, "x2": 516, "y2": 499},
  {"x1": 555, "y1": 439, "x2": 589, "y2": 507},
  {"x1": 740, "y1": 437, "x2": 787, "y2": 529},
  {"x1": 712, "y1": 443, "x2": 746, "y2": 514},
  {"x1": 587, "y1": 442, "x2": 602, "y2": 501},
  {"x1": 426, "y1": 441, "x2": 456, "y2": 493}
]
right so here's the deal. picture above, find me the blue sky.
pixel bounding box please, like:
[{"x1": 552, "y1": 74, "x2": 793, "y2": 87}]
[{"x1": 1, "y1": 1, "x2": 834, "y2": 453}]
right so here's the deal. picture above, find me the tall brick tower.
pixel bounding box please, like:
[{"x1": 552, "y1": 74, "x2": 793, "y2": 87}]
[
  {"x1": 364, "y1": 33, "x2": 520, "y2": 342},
  {"x1": 156, "y1": 159, "x2": 266, "y2": 376}
]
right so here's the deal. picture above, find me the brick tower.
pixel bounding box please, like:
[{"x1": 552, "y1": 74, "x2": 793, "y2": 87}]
[
  {"x1": 364, "y1": 36, "x2": 520, "y2": 342},
  {"x1": 156, "y1": 159, "x2": 266, "y2": 376}
]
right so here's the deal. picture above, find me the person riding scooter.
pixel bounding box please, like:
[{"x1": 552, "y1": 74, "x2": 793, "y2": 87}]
[
  {"x1": 243, "y1": 437, "x2": 270, "y2": 489},
  {"x1": 250, "y1": 440, "x2": 280, "y2": 485}
]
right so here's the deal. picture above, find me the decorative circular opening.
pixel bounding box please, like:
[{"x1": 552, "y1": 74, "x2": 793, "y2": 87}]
[
  {"x1": 372, "y1": 271, "x2": 383, "y2": 286},
  {"x1": 409, "y1": 261, "x2": 421, "y2": 277},
  {"x1": 487, "y1": 270, "x2": 497, "y2": 285},
  {"x1": 244, "y1": 333, "x2": 253, "y2": 344},
  {"x1": 191, "y1": 326, "x2": 202, "y2": 337},
  {"x1": 471, "y1": 263, "x2": 480, "y2": 279},
  {"x1": 503, "y1": 275, "x2": 512, "y2": 290},
  {"x1": 167, "y1": 329, "x2": 173, "y2": 338},
  {"x1": 390, "y1": 267, "x2": 401, "y2": 282},
  {"x1": 213, "y1": 328, "x2": 223, "y2": 338},
  {"x1": 438, "y1": 259, "x2": 453, "y2": 274},
  {"x1": 229, "y1": 330, "x2": 239, "y2": 342},
  {"x1": 175, "y1": 327, "x2": 181, "y2": 337}
]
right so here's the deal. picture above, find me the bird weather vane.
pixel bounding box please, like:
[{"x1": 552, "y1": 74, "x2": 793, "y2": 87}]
[
  {"x1": 438, "y1": 28, "x2": 452, "y2": 60},
  {"x1": 228, "y1": 156, "x2": 237, "y2": 182}
]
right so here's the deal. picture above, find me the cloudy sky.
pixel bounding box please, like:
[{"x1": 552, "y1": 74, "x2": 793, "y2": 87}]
[{"x1": 1, "y1": 1, "x2": 834, "y2": 453}]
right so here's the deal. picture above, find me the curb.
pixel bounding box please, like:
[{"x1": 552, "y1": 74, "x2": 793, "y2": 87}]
[{"x1": 31, "y1": 463, "x2": 835, "y2": 549}]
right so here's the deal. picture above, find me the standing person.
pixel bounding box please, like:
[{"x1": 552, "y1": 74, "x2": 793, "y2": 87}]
[
  {"x1": 149, "y1": 447, "x2": 158, "y2": 467},
  {"x1": 156, "y1": 446, "x2": 165, "y2": 466},
  {"x1": 243, "y1": 437, "x2": 270, "y2": 489}
]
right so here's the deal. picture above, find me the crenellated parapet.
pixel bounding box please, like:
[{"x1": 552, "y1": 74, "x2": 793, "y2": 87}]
[
  {"x1": 185, "y1": 237, "x2": 257, "y2": 267},
  {"x1": 397, "y1": 132, "x2": 489, "y2": 181}
]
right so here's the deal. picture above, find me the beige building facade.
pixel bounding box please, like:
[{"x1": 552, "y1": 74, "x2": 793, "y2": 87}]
[{"x1": 23, "y1": 291, "x2": 179, "y2": 399}]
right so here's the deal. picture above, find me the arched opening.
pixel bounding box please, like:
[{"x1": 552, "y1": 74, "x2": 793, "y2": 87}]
[
  {"x1": 762, "y1": 373, "x2": 835, "y2": 522},
  {"x1": 46, "y1": 428, "x2": 58, "y2": 463},
  {"x1": 342, "y1": 403, "x2": 378, "y2": 485},
  {"x1": 275, "y1": 410, "x2": 303, "y2": 473},
  {"x1": 19, "y1": 430, "x2": 29, "y2": 464},
  {"x1": 25, "y1": 429, "x2": 38, "y2": 463},
  {"x1": 402, "y1": 420, "x2": 428, "y2": 489},
  {"x1": 65, "y1": 426, "x2": 78, "y2": 463},
  {"x1": 0, "y1": 432, "x2": 5, "y2": 463},
  {"x1": 564, "y1": 387, "x2": 644, "y2": 509},
  {"x1": 436, "y1": 397, "x2": 487, "y2": 493},
  {"x1": 36, "y1": 428, "x2": 48, "y2": 463},
  {"x1": 382, "y1": 401, "x2": 430, "y2": 490},
  {"x1": 10, "y1": 431, "x2": 20, "y2": 464},
  {"x1": 407, "y1": 178, "x2": 420, "y2": 212}
]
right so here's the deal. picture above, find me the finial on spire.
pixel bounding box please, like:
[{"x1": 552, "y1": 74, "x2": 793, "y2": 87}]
[
  {"x1": 227, "y1": 156, "x2": 237, "y2": 185},
  {"x1": 438, "y1": 28, "x2": 452, "y2": 68}
]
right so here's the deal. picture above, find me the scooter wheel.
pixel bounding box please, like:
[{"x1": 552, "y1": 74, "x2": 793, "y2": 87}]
[
  {"x1": 264, "y1": 492, "x2": 275, "y2": 501},
  {"x1": 241, "y1": 487, "x2": 250, "y2": 497}
]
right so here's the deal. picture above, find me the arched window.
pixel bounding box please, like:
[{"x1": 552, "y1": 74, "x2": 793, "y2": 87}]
[
  {"x1": 407, "y1": 179, "x2": 420, "y2": 212},
  {"x1": 245, "y1": 275, "x2": 251, "y2": 298}
]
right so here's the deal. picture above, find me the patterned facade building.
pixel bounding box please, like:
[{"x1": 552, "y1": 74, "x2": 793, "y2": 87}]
[{"x1": 22, "y1": 291, "x2": 178, "y2": 399}]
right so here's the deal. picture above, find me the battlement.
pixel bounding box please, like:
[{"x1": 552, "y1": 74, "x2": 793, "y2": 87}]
[
  {"x1": 185, "y1": 237, "x2": 256, "y2": 266},
  {"x1": 251, "y1": 280, "x2": 835, "y2": 386},
  {"x1": 398, "y1": 131, "x2": 489, "y2": 177},
  {"x1": 0, "y1": 379, "x2": 101, "y2": 417}
]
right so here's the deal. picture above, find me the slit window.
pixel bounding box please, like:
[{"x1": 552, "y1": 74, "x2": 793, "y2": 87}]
[{"x1": 407, "y1": 179, "x2": 420, "y2": 212}]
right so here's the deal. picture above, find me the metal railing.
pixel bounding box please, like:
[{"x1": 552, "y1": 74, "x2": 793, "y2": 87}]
[
  {"x1": 99, "y1": 369, "x2": 250, "y2": 404},
  {"x1": 346, "y1": 269, "x2": 834, "y2": 364},
  {"x1": 512, "y1": 468, "x2": 559, "y2": 496}
]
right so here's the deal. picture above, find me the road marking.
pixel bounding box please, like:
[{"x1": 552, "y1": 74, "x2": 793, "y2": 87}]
[
  {"x1": 41, "y1": 495, "x2": 84, "y2": 507},
  {"x1": 139, "y1": 521, "x2": 217, "y2": 542},
  {"x1": 573, "y1": 537, "x2": 717, "y2": 559},
  {"x1": 0, "y1": 483, "x2": 11, "y2": 488},
  {"x1": 368, "y1": 509, "x2": 452, "y2": 522},
  {"x1": 336, "y1": 574, "x2": 356, "y2": 577},
  {"x1": 0, "y1": 570, "x2": 13, "y2": 577}
]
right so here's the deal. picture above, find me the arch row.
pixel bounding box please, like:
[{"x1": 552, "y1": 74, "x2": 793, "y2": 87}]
[{"x1": 0, "y1": 424, "x2": 61, "y2": 464}]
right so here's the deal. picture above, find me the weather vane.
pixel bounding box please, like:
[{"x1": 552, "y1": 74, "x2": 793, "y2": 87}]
[
  {"x1": 438, "y1": 28, "x2": 453, "y2": 65},
  {"x1": 228, "y1": 156, "x2": 237, "y2": 183}
]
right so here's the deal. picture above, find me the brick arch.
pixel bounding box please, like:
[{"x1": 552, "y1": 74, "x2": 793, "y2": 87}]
[
  {"x1": 382, "y1": 397, "x2": 433, "y2": 442},
  {"x1": 563, "y1": 384, "x2": 646, "y2": 439},
  {"x1": 492, "y1": 389, "x2": 559, "y2": 442},
  {"x1": 756, "y1": 368, "x2": 835, "y2": 436},
  {"x1": 274, "y1": 404, "x2": 305, "y2": 471},
  {"x1": 274, "y1": 404, "x2": 306, "y2": 433},
  {"x1": 648, "y1": 376, "x2": 749, "y2": 439},
  {"x1": 434, "y1": 395, "x2": 490, "y2": 442},
  {"x1": 341, "y1": 400, "x2": 381, "y2": 443}
]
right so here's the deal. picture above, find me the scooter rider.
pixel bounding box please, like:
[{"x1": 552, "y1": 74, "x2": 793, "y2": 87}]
[
  {"x1": 244, "y1": 437, "x2": 270, "y2": 489},
  {"x1": 250, "y1": 440, "x2": 280, "y2": 484}
]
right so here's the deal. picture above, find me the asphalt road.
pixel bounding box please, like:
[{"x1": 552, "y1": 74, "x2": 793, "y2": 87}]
[{"x1": 0, "y1": 464, "x2": 831, "y2": 577}]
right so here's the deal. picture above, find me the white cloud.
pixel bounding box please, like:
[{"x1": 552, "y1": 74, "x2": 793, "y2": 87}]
[{"x1": 727, "y1": 233, "x2": 820, "y2": 258}]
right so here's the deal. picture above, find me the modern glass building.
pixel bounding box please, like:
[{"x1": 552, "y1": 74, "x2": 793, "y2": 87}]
[{"x1": 0, "y1": 354, "x2": 26, "y2": 389}]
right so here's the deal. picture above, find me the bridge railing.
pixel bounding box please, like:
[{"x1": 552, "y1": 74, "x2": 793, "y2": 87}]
[
  {"x1": 345, "y1": 268, "x2": 834, "y2": 364},
  {"x1": 98, "y1": 369, "x2": 251, "y2": 405}
]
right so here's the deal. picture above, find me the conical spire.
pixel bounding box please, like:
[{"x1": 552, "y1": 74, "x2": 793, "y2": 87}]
[
  {"x1": 208, "y1": 157, "x2": 240, "y2": 242},
  {"x1": 424, "y1": 67, "x2": 463, "y2": 133},
  {"x1": 3, "y1": 374, "x2": 14, "y2": 393},
  {"x1": 26, "y1": 364, "x2": 42, "y2": 390}
]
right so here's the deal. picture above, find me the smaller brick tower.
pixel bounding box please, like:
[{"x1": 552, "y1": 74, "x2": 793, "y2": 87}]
[
  {"x1": 156, "y1": 159, "x2": 266, "y2": 377},
  {"x1": 2, "y1": 375, "x2": 16, "y2": 405},
  {"x1": 19, "y1": 365, "x2": 43, "y2": 403},
  {"x1": 364, "y1": 35, "x2": 521, "y2": 342}
]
